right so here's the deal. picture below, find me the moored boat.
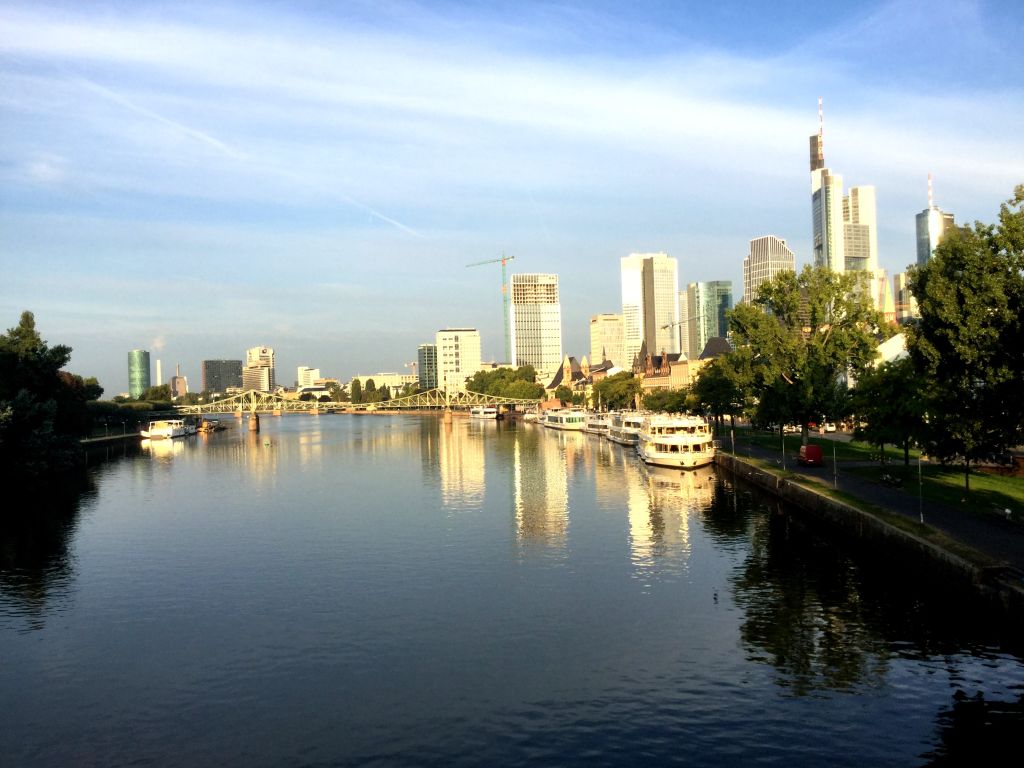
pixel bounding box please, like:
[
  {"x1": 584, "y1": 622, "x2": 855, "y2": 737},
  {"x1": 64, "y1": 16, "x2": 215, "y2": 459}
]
[
  {"x1": 607, "y1": 411, "x2": 646, "y2": 446},
  {"x1": 141, "y1": 419, "x2": 188, "y2": 440},
  {"x1": 637, "y1": 414, "x2": 715, "y2": 469},
  {"x1": 469, "y1": 406, "x2": 499, "y2": 419},
  {"x1": 583, "y1": 412, "x2": 610, "y2": 436},
  {"x1": 542, "y1": 409, "x2": 586, "y2": 431}
]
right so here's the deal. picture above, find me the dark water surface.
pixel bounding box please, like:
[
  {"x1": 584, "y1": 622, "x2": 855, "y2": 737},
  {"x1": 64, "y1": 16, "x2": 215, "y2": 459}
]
[{"x1": 2, "y1": 415, "x2": 1022, "y2": 766}]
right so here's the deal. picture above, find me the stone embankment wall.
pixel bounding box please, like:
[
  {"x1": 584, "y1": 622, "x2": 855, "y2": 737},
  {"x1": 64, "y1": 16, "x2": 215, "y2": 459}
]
[{"x1": 717, "y1": 453, "x2": 1024, "y2": 623}]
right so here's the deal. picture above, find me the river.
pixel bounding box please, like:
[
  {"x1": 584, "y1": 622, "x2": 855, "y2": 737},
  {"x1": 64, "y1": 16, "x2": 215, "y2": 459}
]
[{"x1": 2, "y1": 414, "x2": 1022, "y2": 766}]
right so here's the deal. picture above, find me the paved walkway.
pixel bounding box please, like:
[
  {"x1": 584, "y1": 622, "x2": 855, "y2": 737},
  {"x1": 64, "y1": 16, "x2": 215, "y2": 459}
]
[{"x1": 727, "y1": 434, "x2": 1024, "y2": 574}]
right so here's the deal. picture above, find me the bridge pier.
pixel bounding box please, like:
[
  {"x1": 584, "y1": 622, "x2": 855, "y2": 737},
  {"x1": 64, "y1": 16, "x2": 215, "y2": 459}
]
[
  {"x1": 248, "y1": 413, "x2": 260, "y2": 432},
  {"x1": 443, "y1": 408, "x2": 453, "y2": 424}
]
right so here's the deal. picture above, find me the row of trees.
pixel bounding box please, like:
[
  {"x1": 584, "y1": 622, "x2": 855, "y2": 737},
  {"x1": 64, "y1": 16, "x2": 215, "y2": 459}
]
[
  {"x1": 688, "y1": 185, "x2": 1023, "y2": 489},
  {"x1": 466, "y1": 366, "x2": 546, "y2": 401}
]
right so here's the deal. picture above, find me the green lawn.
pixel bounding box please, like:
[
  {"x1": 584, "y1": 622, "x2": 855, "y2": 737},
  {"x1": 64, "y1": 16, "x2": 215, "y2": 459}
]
[
  {"x1": 727, "y1": 427, "x2": 922, "y2": 463},
  {"x1": 845, "y1": 463, "x2": 1024, "y2": 519}
]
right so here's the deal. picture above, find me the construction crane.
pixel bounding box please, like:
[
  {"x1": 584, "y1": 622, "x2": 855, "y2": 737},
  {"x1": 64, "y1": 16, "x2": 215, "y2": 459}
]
[{"x1": 466, "y1": 253, "x2": 515, "y2": 364}]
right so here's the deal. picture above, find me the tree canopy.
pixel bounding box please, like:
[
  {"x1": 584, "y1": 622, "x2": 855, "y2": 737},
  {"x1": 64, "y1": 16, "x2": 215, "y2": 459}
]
[
  {"x1": 591, "y1": 371, "x2": 641, "y2": 411},
  {"x1": 465, "y1": 366, "x2": 544, "y2": 400}
]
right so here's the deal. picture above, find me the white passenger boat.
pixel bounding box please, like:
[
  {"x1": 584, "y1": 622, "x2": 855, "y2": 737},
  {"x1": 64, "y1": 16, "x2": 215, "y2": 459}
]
[
  {"x1": 637, "y1": 414, "x2": 715, "y2": 469},
  {"x1": 607, "y1": 411, "x2": 646, "y2": 446},
  {"x1": 583, "y1": 412, "x2": 610, "y2": 436},
  {"x1": 469, "y1": 406, "x2": 499, "y2": 419},
  {"x1": 140, "y1": 419, "x2": 188, "y2": 440},
  {"x1": 542, "y1": 409, "x2": 586, "y2": 431}
]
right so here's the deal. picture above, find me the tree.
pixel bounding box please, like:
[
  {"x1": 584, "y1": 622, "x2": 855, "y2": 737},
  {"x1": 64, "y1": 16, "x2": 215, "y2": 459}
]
[
  {"x1": 907, "y1": 185, "x2": 1024, "y2": 489},
  {"x1": 350, "y1": 379, "x2": 362, "y2": 404},
  {"x1": 465, "y1": 366, "x2": 543, "y2": 399},
  {"x1": 693, "y1": 355, "x2": 751, "y2": 429},
  {"x1": 82, "y1": 377, "x2": 104, "y2": 401},
  {"x1": 140, "y1": 384, "x2": 172, "y2": 402},
  {"x1": 851, "y1": 357, "x2": 925, "y2": 466},
  {"x1": 729, "y1": 266, "x2": 885, "y2": 444},
  {"x1": 592, "y1": 371, "x2": 641, "y2": 411},
  {"x1": 327, "y1": 382, "x2": 349, "y2": 402},
  {"x1": 642, "y1": 387, "x2": 689, "y2": 413},
  {"x1": 553, "y1": 385, "x2": 573, "y2": 406}
]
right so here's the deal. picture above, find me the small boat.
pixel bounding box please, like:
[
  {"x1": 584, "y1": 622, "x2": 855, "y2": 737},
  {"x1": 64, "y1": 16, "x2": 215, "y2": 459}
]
[
  {"x1": 637, "y1": 414, "x2": 716, "y2": 469},
  {"x1": 542, "y1": 409, "x2": 586, "y2": 431},
  {"x1": 141, "y1": 419, "x2": 188, "y2": 440},
  {"x1": 521, "y1": 412, "x2": 540, "y2": 423},
  {"x1": 607, "y1": 411, "x2": 646, "y2": 446},
  {"x1": 583, "y1": 412, "x2": 610, "y2": 436},
  {"x1": 470, "y1": 406, "x2": 499, "y2": 419}
]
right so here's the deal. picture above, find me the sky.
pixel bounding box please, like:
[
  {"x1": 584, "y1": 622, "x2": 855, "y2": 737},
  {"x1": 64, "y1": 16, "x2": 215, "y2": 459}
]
[{"x1": 2, "y1": 0, "x2": 1022, "y2": 394}]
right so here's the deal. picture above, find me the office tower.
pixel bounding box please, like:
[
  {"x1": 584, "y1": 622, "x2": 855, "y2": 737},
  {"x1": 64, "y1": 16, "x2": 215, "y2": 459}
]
[
  {"x1": 620, "y1": 252, "x2": 680, "y2": 367},
  {"x1": 916, "y1": 174, "x2": 956, "y2": 266},
  {"x1": 843, "y1": 186, "x2": 878, "y2": 274},
  {"x1": 893, "y1": 272, "x2": 919, "y2": 322},
  {"x1": 169, "y1": 364, "x2": 188, "y2": 398},
  {"x1": 869, "y1": 270, "x2": 897, "y2": 325},
  {"x1": 297, "y1": 367, "x2": 320, "y2": 388},
  {"x1": 128, "y1": 349, "x2": 150, "y2": 399},
  {"x1": 418, "y1": 344, "x2": 438, "y2": 390},
  {"x1": 810, "y1": 99, "x2": 845, "y2": 273},
  {"x1": 685, "y1": 282, "x2": 733, "y2": 361},
  {"x1": 436, "y1": 329, "x2": 481, "y2": 393},
  {"x1": 202, "y1": 360, "x2": 243, "y2": 393},
  {"x1": 243, "y1": 346, "x2": 276, "y2": 392},
  {"x1": 509, "y1": 273, "x2": 563, "y2": 380},
  {"x1": 743, "y1": 235, "x2": 795, "y2": 303},
  {"x1": 589, "y1": 313, "x2": 624, "y2": 368}
]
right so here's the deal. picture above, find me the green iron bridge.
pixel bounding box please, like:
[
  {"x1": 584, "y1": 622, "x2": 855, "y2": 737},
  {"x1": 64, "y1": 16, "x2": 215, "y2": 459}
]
[{"x1": 174, "y1": 388, "x2": 544, "y2": 415}]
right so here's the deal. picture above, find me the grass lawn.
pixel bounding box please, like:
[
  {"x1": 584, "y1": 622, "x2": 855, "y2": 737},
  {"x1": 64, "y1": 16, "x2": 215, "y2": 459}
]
[
  {"x1": 845, "y1": 463, "x2": 1024, "y2": 519},
  {"x1": 728, "y1": 426, "x2": 923, "y2": 463}
]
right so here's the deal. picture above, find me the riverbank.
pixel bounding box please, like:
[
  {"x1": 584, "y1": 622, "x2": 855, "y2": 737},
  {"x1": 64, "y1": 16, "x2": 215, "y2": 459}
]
[{"x1": 717, "y1": 450, "x2": 1024, "y2": 626}]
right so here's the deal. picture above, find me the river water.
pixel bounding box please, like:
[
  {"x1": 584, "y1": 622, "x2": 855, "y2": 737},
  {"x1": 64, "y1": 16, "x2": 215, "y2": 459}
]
[{"x1": 2, "y1": 415, "x2": 1022, "y2": 766}]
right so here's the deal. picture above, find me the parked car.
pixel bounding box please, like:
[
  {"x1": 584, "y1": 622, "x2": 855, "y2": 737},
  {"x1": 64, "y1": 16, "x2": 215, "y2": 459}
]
[
  {"x1": 783, "y1": 424, "x2": 800, "y2": 434},
  {"x1": 824, "y1": 422, "x2": 836, "y2": 432},
  {"x1": 798, "y1": 444, "x2": 824, "y2": 466}
]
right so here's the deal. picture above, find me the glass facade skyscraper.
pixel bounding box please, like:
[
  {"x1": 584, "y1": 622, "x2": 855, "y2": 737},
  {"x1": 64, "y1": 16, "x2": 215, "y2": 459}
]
[{"x1": 128, "y1": 349, "x2": 150, "y2": 399}]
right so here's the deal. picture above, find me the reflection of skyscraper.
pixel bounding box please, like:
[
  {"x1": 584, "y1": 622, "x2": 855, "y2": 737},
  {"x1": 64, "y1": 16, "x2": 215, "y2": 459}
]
[
  {"x1": 743, "y1": 235, "x2": 795, "y2": 304},
  {"x1": 513, "y1": 429, "x2": 568, "y2": 546},
  {"x1": 438, "y1": 419, "x2": 485, "y2": 508},
  {"x1": 128, "y1": 349, "x2": 150, "y2": 398},
  {"x1": 916, "y1": 175, "x2": 956, "y2": 266},
  {"x1": 510, "y1": 273, "x2": 562, "y2": 381}
]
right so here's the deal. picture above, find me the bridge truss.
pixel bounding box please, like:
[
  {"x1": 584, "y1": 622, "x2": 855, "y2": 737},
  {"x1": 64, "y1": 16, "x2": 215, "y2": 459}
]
[{"x1": 175, "y1": 389, "x2": 543, "y2": 415}]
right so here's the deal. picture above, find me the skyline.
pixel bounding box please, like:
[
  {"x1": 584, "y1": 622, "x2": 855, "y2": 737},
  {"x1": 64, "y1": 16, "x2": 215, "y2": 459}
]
[{"x1": 2, "y1": 0, "x2": 1022, "y2": 393}]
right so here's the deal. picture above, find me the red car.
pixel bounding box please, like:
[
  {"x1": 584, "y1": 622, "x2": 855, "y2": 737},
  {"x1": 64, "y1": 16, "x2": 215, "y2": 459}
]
[{"x1": 798, "y1": 444, "x2": 824, "y2": 467}]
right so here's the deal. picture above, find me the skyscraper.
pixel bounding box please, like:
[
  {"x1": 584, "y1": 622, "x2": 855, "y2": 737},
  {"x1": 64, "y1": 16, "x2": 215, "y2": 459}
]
[
  {"x1": 297, "y1": 367, "x2": 320, "y2": 388},
  {"x1": 916, "y1": 175, "x2": 956, "y2": 266},
  {"x1": 589, "y1": 313, "x2": 624, "y2": 368},
  {"x1": 202, "y1": 359, "x2": 243, "y2": 392},
  {"x1": 436, "y1": 329, "x2": 481, "y2": 393},
  {"x1": 620, "y1": 252, "x2": 680, "y2": 366},
  {"x1": 417, "y1": 344, "x2": 438, "y2": 390},
  {"x1": 843, "y1": 186, "x2": 878, "y2": 274},
  {"x1": 893, "y1": 272, "x2": 919, "y2": 322},
  {"x1": 685, "y1": 282, "x2": 733, "y2": 360},
  {"x1": 509, "y1": 273, "x2": 562, "y2": 380},
  {"x1": 743, "y1": 235, "x2": 795, "y2": 303},
  {"x1": 810, "y1": 99, "x2": 845, "y2": 274},
  {"x1": 128, "y1": 349, "x2": 150, "y2": 399},
  {"x1": 243, "y1": 346, "x2": 275, "y2": 392}
]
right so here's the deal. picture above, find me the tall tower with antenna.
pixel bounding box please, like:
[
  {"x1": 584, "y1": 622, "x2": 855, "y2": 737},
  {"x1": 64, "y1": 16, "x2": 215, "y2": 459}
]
[
  {"x1": 809, "y1": 98, "x2": 845, "y2": 273},
  {"x1": 916, "y1": 173, "x2": 956, "y2": 266}
]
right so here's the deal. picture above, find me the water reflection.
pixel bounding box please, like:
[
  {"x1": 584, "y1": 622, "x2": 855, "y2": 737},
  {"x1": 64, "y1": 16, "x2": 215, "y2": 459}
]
[
  {"x1": 513, "y1": 428, "x2": 567, "y2": 546},
  {"x1": 438, "y1": 417, "x2": 485, "y2": 509},
  {"x1": 0, "y1": 472, "x2": 95, "y2": 631}
]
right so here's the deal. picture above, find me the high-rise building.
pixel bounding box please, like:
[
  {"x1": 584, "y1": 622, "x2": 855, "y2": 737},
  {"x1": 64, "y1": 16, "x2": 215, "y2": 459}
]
[
  {"x1": 169, "y1": 364, "x2": 188, "y2": 398},
  {"x1": 685, "y1": 282, "x2": 733, "y2": 361},
  {"x1": 810, "y1": 100, "x2": 845, "y2": 274},
  {"x1": 297, "y1": 367, "x2": 320, "y2": 388},
  {"x1": 128, "y1": 349, "x2": 150, "y2": 399},
  {"x1": 243, "y1": 346, "x2": 275, "y2": 392},
  {"x1": 509, "y1": 273, "x2": 562, "y2": 380},
  {"x1": 202, "y1": 359, "x2": 243, "y2": 393},
  {"x1": 916, "y1": 175, "x2": 956, "y2": 266},
  {"x1": 436, "y1": 329, "x2": 481, "y2": 393},
  {"x1": 743, "y1": 235, "x2": 795, "y2": 303},
  {"x1": 589, "y1": 313, "x2": 624, "y2": 368},
  {"x1": 843, "y1": 186, "x2": 878, "y2": 274},
  {"x1": 418, "y1": 344, "x2": 438, "y2": 390},
  {"x1": 620, "y1": 252, "x2": 680, "y2": 366},
  {"x1": 893, "y1": 272, "x2": 919, "y2": 322}
]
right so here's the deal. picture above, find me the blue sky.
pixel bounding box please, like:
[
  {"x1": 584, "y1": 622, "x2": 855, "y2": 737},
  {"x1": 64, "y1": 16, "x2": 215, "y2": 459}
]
[{"x1": 2, "y1": 0, "x2": 1022, "y2": 393}]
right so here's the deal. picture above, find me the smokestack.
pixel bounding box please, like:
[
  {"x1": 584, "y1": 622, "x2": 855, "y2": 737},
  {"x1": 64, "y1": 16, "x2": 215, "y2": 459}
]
[{"x1": 156, "y1": 359, "x2": 162, "y2": 387}]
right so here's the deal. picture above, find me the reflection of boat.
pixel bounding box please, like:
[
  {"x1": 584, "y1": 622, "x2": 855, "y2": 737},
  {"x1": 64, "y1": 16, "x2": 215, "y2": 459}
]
[
  {"x1": 470, "y1": 406, "x2": 499, "y2": 419},
  {"x1": 584, "y1": 412, "x2": 610, "y2": 436},
  {"x1": 542, "y1": 409, "x2": 586, "y2": 431},
  {"x1": 140, "y1": 437, "x2": 186, "y2": 457},
  {"x1": 637, "y1": 414, "x2": 715, "y2": 469},
  {"x1": 197, "y1": 418, "x2": 226, "y2": 433},
  {"x1": 640, "y1": 462, "x2": 717, "y2": 507},
  {"x1": 141, "y1": 419, "x2": 187, "y2": 439},
  {"x1": 607, "y1": 411, "x2": 645, "y2": 446}
]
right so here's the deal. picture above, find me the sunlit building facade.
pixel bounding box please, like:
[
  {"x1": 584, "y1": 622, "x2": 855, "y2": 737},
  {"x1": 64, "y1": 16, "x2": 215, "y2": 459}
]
[
  {"x1": 418, "y1": 344, "x2": 438, "y2": 390},
  {"x1": 589, "y1": 313, "x2": 624, "y2": 368},
  {"x1": 742, "y1": 235, "x2": 795, "y2": 303},
  {"x1": 243, "y1": 346, "x2": 276, "y2": 392},
  {"x1": 621, "y1": 252, "x2": 680, "y2": 367},
  {"x1": 685, "y1": 281, "x2": 732, "y2": 361},
  {"x1": 509, "y1": 273, "x2": 562, "y2": 381},
  {"x1": 436, "y1": 328, "x2": 481, "y2": 393}
]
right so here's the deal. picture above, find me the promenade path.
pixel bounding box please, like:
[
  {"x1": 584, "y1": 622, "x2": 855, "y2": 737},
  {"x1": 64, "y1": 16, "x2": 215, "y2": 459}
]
[{"x1": 727, "y1": 431, "x2": 1024, "y2": 575}]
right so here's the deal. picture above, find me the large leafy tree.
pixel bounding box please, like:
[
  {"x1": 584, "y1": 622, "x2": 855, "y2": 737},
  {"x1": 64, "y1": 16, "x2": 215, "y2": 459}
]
[
  {"x1": 851, "y1": 357, "x2": 925, "y2": 466},
  {"x1": 692, "y1": 352, "x2": 754, "y2": 429},
  {"x1": 349, "y1": 379, "x2": 362, "y2": 404},
  {"x1": 465, "y1": 366, "x2": 544, "y2": 400},
  {"x1": 907, "y1": 185, "x2": 1024, "y2": 489},
  {"x1": 592, "y1": 371, "x2": 641, "y2": 411},
  {"x1": 729, "y1": 266, "x2": 885, "y2": 444}
]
